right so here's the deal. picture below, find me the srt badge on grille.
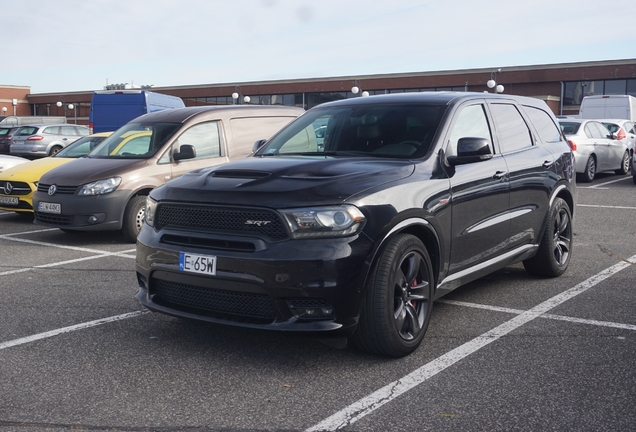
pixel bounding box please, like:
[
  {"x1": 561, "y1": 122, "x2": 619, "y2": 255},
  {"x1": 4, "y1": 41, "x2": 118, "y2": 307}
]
[
  {"x1": 245, "y1": 220, "x2": 271, "y2": 226},
  {"x1": 48, "y1": 185, "x2": 57, "y2": 196}
]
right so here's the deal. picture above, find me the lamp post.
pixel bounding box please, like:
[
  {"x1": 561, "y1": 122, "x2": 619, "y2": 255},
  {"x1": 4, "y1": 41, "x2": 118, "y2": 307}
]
[
  {"x1": 1, "y1": 107, "x2": 6, "y2": 116},
  {"x1": 351, "y1": 80, "x2": 369, "y2": 97},
  {"x1": 486, "y1": 69, "x2": 504, "y2": 94},
  {"x1": 232, "y1": 86, "x2": 241, "y2": 105},
  {"x1": 68, "y1": 104, "x2": 76, "y2": 124}
]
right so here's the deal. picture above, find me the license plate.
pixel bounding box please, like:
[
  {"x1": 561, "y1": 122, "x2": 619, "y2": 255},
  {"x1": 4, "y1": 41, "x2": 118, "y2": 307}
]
[
  {"x1": 13, "y1": 140, "x2": 24, "y2": 145},
  {"x1": 179, "y1": 252, "x2": 217, "y2": 276},
  {"x1": 0, "y1": 196, "x2": 18, "y2": 206},
  {"x1": 38, "y1": 202, "x2": 61, "y2": 214}
]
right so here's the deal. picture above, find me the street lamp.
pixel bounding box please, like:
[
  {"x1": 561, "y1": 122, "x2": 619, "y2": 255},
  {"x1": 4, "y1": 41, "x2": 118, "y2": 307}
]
[
  {"x1": 68, "y1": 104, "x2": 77, "y2": 124},
  {"x1": 487, "y1": 69, "x2": 504, "y2": 93},
  {"x1": 231, "y1": 86, "x2": 241, "y2": 104},
  {"x1": 351, "y1": 80, "x2": 369, "y2": 97},
  {"x1": 1, "y1": 107, "x2": 6, "y2": 115}
]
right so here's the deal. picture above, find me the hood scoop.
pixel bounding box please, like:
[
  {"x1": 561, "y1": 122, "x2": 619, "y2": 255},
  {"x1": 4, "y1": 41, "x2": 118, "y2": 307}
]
[{"x1": 211, "y1": 170, "x2": 271, "y2": 179}]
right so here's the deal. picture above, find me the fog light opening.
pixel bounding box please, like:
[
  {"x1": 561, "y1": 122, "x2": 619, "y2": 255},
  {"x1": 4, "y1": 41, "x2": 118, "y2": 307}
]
[
  {"x1": 88, "y1": 215, "x2": 99, "y2": 224},
  {"x1": 287, "y1": 300, "x2": 334, "y2": 320}
]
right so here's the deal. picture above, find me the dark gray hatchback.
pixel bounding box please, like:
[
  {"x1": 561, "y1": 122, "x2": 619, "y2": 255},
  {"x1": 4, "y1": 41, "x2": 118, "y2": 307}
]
[{"x1": 136, "y1": 92, "x2": 576, "y2": 357}]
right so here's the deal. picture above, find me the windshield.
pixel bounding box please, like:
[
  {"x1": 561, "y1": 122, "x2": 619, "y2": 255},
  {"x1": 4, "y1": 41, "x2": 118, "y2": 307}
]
[
  {"x1": 54, "y1": 135, "x2": 110, "y2": 158},
  {"x1": 88, "y1": 122, "x2": 181, "y2": 159},
  {"x1": 257, "y1": 103, "x2": 446, "y2": 159}
]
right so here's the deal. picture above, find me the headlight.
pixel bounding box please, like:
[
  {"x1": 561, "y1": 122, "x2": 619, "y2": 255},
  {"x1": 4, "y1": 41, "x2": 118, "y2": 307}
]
[
  {"x1": 77, "y1": 177, "x2": 122, "y2": 196},
  {"x1": 145, "y1": 196, "x2": 157, "y2": 227},
  {"x1": 281, "y1": 205, "x2": 365, "y2": 238}
]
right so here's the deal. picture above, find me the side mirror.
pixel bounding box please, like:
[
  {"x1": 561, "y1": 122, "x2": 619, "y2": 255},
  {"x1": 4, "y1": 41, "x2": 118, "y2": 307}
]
[
  {"x1": 252, "y1": 139, "x2": 267, "y2": 154},
  {"x1": 447, "y1": 137, "x2": 493, "y2": 166},
  {"x1": 173, "y1": 144, "x2": 196, "y2": 161}
]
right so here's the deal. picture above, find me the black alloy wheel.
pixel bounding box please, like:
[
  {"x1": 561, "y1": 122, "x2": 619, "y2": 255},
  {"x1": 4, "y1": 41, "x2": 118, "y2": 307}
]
[
  {"x1": 353, "y1": 234, "x2": 434, "y2": 357},
  {"x1": 523, "y1": 197, "x2": 572, "y2": 277}
]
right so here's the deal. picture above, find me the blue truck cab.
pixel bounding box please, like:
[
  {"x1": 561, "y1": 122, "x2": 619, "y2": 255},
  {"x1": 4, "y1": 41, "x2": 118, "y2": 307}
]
[{"x1": 89, "y1": 90, "x2": 185, "y2": 133}]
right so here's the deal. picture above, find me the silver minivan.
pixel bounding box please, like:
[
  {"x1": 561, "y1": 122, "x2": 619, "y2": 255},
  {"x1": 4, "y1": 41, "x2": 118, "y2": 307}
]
[
  {"x1": 32, "y1": 105, "x2": 304, "y2": 242},
  {"x1": 10, "y1": 124, "x2": 90, "y2": 158}
]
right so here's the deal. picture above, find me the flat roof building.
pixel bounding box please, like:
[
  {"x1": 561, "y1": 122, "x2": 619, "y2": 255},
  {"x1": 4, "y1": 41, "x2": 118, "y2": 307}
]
[{"x1": 3, "y1": 58, "x2": 635, "y2": 126}]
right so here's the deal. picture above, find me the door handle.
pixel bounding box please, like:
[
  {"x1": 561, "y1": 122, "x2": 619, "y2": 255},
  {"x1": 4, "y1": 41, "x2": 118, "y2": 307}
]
[{"x1": 493, "y1": 171, "x2": 507, "y2": 179}]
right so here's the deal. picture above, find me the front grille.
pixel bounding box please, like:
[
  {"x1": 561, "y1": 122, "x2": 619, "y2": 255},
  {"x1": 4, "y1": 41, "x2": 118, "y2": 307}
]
[
  {"x1": 34, "y1": 212, "x2": 72, "y2": 225},
  {"x1": 161, "y1": 234, "x2": 256, "y2": 252},
  {"x1": 0, "y1": 181, "x2": 31, "y2": 195},
  {"x1": 152, "y1": 278, "x2": 276, "y2": 321},
  {"x1": 156, "y1": 204, "x2": 289, "y2": 241},
  {"x1": 37, "y1": 183, "x2": 78, "y2": 194}
]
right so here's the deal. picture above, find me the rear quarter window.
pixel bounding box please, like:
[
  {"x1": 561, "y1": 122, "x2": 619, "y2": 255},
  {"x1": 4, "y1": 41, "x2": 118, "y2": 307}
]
[{"x1": 522, "y1": 105, "x2": 563, "y2": 143}]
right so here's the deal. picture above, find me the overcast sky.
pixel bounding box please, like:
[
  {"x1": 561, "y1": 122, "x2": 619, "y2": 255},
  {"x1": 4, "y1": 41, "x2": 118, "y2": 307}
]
[{"x1": 5, "y1": 0, "x2": 635, "y2": 94}]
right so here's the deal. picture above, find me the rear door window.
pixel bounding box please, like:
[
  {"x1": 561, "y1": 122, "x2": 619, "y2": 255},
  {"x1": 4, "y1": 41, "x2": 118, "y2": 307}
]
[{"x1": 489, "y1": 103, "x2": 533, "y2": 153}]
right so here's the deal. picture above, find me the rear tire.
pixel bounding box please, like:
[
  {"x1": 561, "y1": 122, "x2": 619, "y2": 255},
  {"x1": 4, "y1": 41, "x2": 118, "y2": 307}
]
[
  {"x1": 523, "y1": 197, "x2": 572, "y2": 277},
  {"x1": 579, "y1": 156, "x2": 596, "y2": 183},
  {"x1": 352, "y1": 234, "x2": 434, "y2": 357},
  {"x1": 121, "y1": 196, "x2": 146, "y2": 243},
  {"x1": 615, "y1": 151, "x2": 630, "y2": 175},
  {"x1": 49, "y1": 146, "x2": 63, "y2": 156}
]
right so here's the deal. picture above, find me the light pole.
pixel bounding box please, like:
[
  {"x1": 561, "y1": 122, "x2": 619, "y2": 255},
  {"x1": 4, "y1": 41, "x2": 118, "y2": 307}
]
[
  {"x1": 486, "y1": 69, "x2": 504, "y2": 93},
  {"x1": 351, "y1": 80, "x2": 369, "y2": 97}
]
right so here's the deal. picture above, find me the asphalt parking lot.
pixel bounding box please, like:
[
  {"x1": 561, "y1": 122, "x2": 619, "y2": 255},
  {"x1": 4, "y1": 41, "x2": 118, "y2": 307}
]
[{"x1": 0, "y1": 173, "x2": 635, "y2": 432}]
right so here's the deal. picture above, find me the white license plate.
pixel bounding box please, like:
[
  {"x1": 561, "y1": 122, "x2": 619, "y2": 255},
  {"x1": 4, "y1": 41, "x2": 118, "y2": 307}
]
[
  {"x1": 38, "y1": 202, "x2": 61, "y2": 214},
  {"x1": 0, "y1": 196, "x2": 18, "y2": 206},
  {"x1": 13, "y1": 140, "x2": 24, "y2": 145},
  {"x1": 179, "y1": 252, "x2": 217, "y2": 276}
]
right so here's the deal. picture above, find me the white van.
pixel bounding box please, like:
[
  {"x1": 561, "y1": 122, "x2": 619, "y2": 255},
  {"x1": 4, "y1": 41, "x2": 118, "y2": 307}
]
[{"x1": 579, "y1": 95, "x2": 636, "y2": 121}]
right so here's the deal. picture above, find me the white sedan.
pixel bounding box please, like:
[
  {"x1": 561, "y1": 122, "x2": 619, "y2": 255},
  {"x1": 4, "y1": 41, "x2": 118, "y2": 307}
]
[{"x1": 559, "y1": 119, "x2": 630, "y2": 182}]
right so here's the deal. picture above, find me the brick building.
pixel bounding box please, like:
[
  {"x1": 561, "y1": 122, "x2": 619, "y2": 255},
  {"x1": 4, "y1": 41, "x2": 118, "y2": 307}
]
[{"x1": 2, "y1": 58, "x2": 635, "y2": 126}]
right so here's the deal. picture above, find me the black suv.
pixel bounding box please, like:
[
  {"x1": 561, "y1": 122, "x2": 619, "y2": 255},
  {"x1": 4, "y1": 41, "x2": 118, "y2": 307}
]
[{"x1": 136, "y1": 92, "x2": 576, "y2": 357}]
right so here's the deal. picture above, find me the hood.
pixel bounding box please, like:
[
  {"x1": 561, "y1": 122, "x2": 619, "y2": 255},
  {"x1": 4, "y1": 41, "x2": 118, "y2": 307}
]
[
  {"x1": 0, "y1": 157, "x2": 73, "y2": 182},
  {"x1": 39, "y1": 158, "x2": 147, "y2": 186},
  {"x1": 156, "y1": 156, "x2": 415, "y2": 207}
]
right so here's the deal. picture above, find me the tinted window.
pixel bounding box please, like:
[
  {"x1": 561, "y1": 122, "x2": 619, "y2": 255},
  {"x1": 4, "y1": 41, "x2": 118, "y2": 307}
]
[
  {"x1": 446, "y1": 104, "x2": 492, "y2": 157},
  {"x1": 559, "y1": 122, "x2": 580, "y2": 135},
  {"x1": 523, "y1": 105, "x2": 563, "y2": 143},
  {"x1": 260, "y1": 104, "x2": 446, "y2": 159},
  {"x1": 489, "y1": 103, "x2": 533, "y2": 153},
  {"x1": 16, "y1": 126, "x2": 38, "y2": 136}
]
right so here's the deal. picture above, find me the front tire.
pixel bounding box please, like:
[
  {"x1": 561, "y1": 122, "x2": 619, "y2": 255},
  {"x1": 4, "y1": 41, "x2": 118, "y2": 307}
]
[
  {"x1": 121, "y1": 196, "x2": 146, "y2": 243},
  {"x1": 523, "y1": 197, "x2": 572, "y2": 277},
  {"x1": 352, "y1": 234, "x2": 434, "y2": 357},
  {"x1": 615, "y1": 150, "x2": 630, "y2": 175}
]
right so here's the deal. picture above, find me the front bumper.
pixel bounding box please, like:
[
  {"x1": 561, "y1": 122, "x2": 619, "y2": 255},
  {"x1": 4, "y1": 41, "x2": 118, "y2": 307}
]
[
  {"x1": 135, "y1": 224, "x2": 375, "y2": 335},
  {"x1": 32, "y1": 189, "x2": 131, "y2": 231}
]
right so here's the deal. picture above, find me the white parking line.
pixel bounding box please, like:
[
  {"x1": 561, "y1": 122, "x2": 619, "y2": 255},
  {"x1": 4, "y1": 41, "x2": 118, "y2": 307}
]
[
  {"x1": 306, "y1": 255, "x2": 635, "y2": 431},
  {"x1": 0, "y1": 311, "x2": 147, "y2": 350},
  {"x1": 0, "y1": 229, "x2": 136, "y2": 276},
  {"x1": 438, "y1": 299, "x2": 636, "y2": 331},
  {"x1": 578, "y1": 176, "x2": 632, "y2": 189},
  {"x1": 578, "y1": 204, "x2": 636, "y2": 210}
]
